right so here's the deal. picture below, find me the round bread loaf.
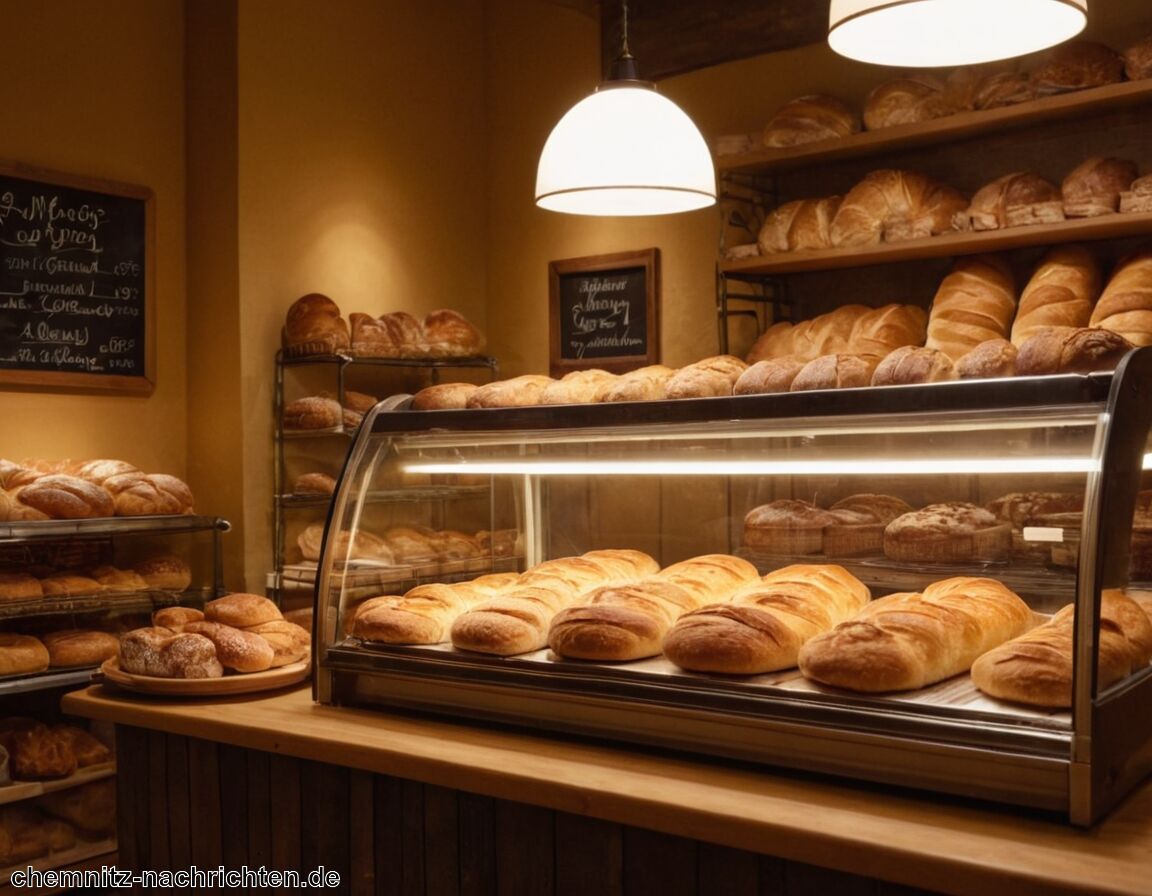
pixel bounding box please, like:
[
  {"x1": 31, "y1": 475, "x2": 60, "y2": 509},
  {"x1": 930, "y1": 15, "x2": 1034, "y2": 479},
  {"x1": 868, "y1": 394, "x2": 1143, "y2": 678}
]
[
  {"x1": 883, "y1": 502, "x2": 1012, "y2": 563},
  {"x1": 424, "y1": 309, "x2": 485, "y2": 358},
  {"x1": 40, "y1": 574, "x2": 103, "y2": 597},
  {"x1": 872, "y1": 345, "x2": 957, "y2": 386},
  {"x1": 762, "y1": 94, "x2": 860, "y2": 147},
  {"x1": 0, "y1": 572, "x2": 43, "y2": 602},
  {"x1": 152, "y1": 606, "x2": 205, "y2": 631},
  {"x1": 1062, "y1": 157, "x2": 1138, "y2": 218},
  {"x1": 89, "y1": 565, "x2": 149, "y2": 593},
  {"x1": 734, "y1": 358, "x2": 807, "y2": 394},
  {"x1": 0, "y1": 634, "x2": 49, "y2": 675},
  {"x1": 283, "y1": 396, "x2": 342, "y2": 430},
  {"x1": 42, "y1": 630, "x2": 119, "y2": 668},
  {"x1": 283, "y1": 293, "x2": 350, "y2": 353},
  {"x1": 823, "y1": 494, "x2": 914, "y2": 556},
  {"x1": 1031, "y1": 41, "x2": 1124, "y2": 94},
  {"x1": 204, "y1": 592, "x2": 282, "y2": 628},
  {"x1": 182, "y1": 621, "x2": 275, "y2": 673},
  {"x1": 134, "y1": 554, "x2": 192, "y2": 591},
  {"x1": 743, "y1": 500, "x2": 838, "y2": 555},
  {"x1": 15, "y1": 475, "x2": 114, "y2": 519}
]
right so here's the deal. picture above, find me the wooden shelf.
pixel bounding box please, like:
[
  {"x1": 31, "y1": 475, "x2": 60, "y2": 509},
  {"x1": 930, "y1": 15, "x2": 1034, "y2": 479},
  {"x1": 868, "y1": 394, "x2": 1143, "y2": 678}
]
[
  {"x1": 0, "y1": 764, "x2": 115, "y2": 808},
  {"x1": 718, "y1": 80, "x2": 1152, "y2": 177},
  {"x1": 720, "y1": 210, "x2": 1152, "y2": 276}
]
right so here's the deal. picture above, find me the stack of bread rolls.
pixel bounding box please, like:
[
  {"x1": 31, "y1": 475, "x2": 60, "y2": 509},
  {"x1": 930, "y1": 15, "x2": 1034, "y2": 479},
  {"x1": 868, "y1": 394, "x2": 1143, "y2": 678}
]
[{"x1": 0, "y1": 458, "x2": 194, "y2": 520}]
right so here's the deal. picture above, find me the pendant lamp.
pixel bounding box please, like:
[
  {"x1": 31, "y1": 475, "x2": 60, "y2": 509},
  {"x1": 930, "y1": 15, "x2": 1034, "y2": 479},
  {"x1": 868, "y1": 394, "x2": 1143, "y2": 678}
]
[
  {"x1": 828, "y1": 0, "x2": 1088, "y2": 68},
  {"x1": 535, "y1": 2, "x2": 716, "y2": 216}
]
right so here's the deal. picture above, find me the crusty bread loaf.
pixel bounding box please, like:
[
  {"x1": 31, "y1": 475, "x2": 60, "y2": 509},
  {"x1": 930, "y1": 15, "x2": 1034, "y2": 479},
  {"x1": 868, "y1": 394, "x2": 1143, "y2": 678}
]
[
  {"x1": 133, "y1": 554, "x2": 192, "y2": 591},
  {"x1": 1090, "y1": 250, "x2": 1152, "y2": 346},
  {"x1": 119, "y1": 628, "x2": 224, "y2": 679},
  {"x1": 0, "y1": 572, "x2": 43, "y2": 602},
  {"x1": 744, "y1": 500, "x2": 838, "y2": 555},
  {"x1": 973, "y1": 68, "x2": 1036, "y2": 109},
  {"x1": 955, "y1": 338, "x2": 1018, "y2": 379},
  {"x1": 182, "y1": 621, "x2": 276, "y2": 673},
  {"x1": 762, "y1": 94, "x2": 860, "y2": 147},
  {"x1": 540, "y1": 369, "x2": 617, "y2": 404},
  {"x1": 349, "y1": 311, "x2": 428, "y2": 358},
  {"x1": 961, "y1": 172, "x2": 1064, "y2": 231},
  {"x1": 15, "y1": 475, "x2": 113, "y2": 520},
  {"x1": 925, "y1": 256, "x2": 1017, "y2": 361},
  {"x1": 1062, "y1": 157, "x2": 1138, "y2": 218},
  {"x1": 1011, "y1": 246, "x2": 1102, "y2": 345},
  {"x1": 423, "y1": 309, "x2": 485, "y2": 358},
  {"x1": 823, "y1": 494, "x2": 915, "y2": 556},
  {"x1": 283, "y1": 396, "x2": 342, "y2": 430},
  {"x1": 862, "y1": 75, "x2": 958, "y2": 131},
  {"x1": 0, "y1": 633, "x2": 49, "y2": 676},
  {"x1": 1124, "y1": 35, "x2": 1152, "y2": 80},
  {"x1": 733, "y1": 358, "x2": 807, "y2": 394},
  {"x1": 596, "y1": 365, "x2": 675, "y2": 402},
  {"x1": 757, "y1": 197, "x2": 842, "y2": 254},
  {"x1": 101, "y1": 471, "x2": 191, "y2": 516},
  {"x1": 41, "y1": 630, "x2": 119, "y2": 668},
  {"x1": 465, "y1": 375, "x2": 555, "y2": 408},
  {"x1": 204, "y1": 592, "x2": 282, "y2": 628},
  {"x1": 849, "y1": 304, "x2": 928, "y2": 360},
  {"x1": 830, "y1": 169, "x2": 967, "y2": 247},
  {"x1": 355, "y1": 579, "x2": 507, "y2": 645},
  {"x1": 871, "y1": 345, "x2": 957, "y2": 386},
  {"x1": 798, "y1": 576, "x2": 1032, "y2": 692},
  {"x1": 1016, "y1": 327, "x2": 1133, "y2": 375},
  {"x1": 547, "y1": 554, "x2": 757, "y2": 661},
  {"x1": 665, "y1": 355, "x2": 748, "y2": 399},
  {"x1": 745, "y1": 304, "x2": 874, "y2": 364},
  {"x1": 1031, "y1": 41, "x2": 1124, "y2": 94},
  {"x1": 283, "y1": 293, "x2": 350, "y2": 354},
  {"x1": 40, "y1": 574, "x2": 102, "y2": 597},
  {"x1": 292, "y1": 472, "x2": 337, "y2": 496},
  {"x1": 884, "y1": 502, "x2": 1011, "y2": 563},
  {"x1": 243, "y1": 619, "x2": 311, "y2": 667},
  {"x1": 410, "y1": 382, "x2": 478, "y2": 410},
  {"x1": 663, "y1": 564, "x2": 871, "y2": 674},
  {"x1": 1119, "y1": 174, "x2": 1152, "y2": 214},
  {"x1": 152, "y1": 606, "x2": 205, "y2": 631},
  {"x1": 971, "y1": 589, "x2": 1152, "y2": 707},
  {"x1": 789, "y1": 353, "x2": 877, "y2": 392},
  {"x1": 72, "y1": 458, "x2": 140, "y2": 485}
]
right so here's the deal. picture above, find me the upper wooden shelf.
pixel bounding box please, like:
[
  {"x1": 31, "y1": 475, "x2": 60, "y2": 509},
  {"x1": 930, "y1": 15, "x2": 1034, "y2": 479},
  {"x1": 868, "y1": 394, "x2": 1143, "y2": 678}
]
[
  {"x1": 720, "y1": 210, "x2": 1152, "y2": 276},
  {"x1": 717, "y1": 80, "x2": 1152, "y2": 177}
]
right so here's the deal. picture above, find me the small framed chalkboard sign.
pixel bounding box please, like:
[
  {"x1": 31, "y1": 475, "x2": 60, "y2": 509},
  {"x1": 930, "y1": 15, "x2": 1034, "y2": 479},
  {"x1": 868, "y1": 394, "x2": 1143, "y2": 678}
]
[
  {"x1": 0, "y1": 161, "x2": 154, "y2": 394},
  {"x1": 549, "y1": 248, "x2": 660, "y2": 377}
]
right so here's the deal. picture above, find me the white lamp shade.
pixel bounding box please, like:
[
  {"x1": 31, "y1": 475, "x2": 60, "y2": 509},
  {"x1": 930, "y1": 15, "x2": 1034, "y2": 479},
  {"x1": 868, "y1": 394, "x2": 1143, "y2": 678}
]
[
  {"x1": 828, "y1": 0, "x2": 1088, "y2": 68},
  {"x1": 535, "y1": 83, "x2": 717, "y2": 216}
]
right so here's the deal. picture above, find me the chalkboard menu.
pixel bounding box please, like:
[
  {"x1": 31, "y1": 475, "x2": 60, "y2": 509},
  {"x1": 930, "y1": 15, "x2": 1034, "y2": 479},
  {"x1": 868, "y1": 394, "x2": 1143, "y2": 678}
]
[
  {"x1": 0, "y1": 162, "x2": 153, "y2": 394},
  {"x1": 549, "y1": 249, "x2": 659, "y2": 377}
]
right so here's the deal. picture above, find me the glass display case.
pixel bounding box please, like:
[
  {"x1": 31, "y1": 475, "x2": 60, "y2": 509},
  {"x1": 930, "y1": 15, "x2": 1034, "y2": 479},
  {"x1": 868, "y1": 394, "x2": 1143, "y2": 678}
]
[{"x1": 314, "y1": 348, "x2": 1152, "y2": 826}]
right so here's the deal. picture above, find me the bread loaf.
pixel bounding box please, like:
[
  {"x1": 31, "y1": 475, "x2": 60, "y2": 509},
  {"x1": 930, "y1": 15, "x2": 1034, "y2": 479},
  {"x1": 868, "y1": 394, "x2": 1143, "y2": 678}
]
[
  {"x1": 862, "y1": 75, "x2": 958, "y2": 131},
  {"x1": 89, "y1": 565, "x2": 149, "y2": 593},
  {"x1": 848, "y1": 304, "x2": 928, "y2": 360},
  {"x1": 40, "y1": 574, "x2": 102, "y2": 597},
  {"x1": 871, "y1": 346, "x2": 957, "y2": 385},
  {"x1": 410, "y1": 382, "x2": 479, "y2": 410},
  {"x1": 350, "y1": 311, "x2": 428, "y2": 358},
  {"x1": 1062, "y1": 157, "x2": 1138, "y2": 218},
  {"x1": 1119, "y1": 174, "x2": 1152, "y2": 214},
  {"x1": 133, "y1": 554, "x2": 192, "y2": 591},
  {"x1": 0, "y1": 634, "x2": 49, "y2": 676},
  {"x1": 961, "y1": 172, "x2": 1064, "y2": 231},
  {"x1": 733, "y1": 358, "x2": 807, "y2": 394},
  {"x1": 283, "y1": 293, "x2": 350, "y2": 354},
  {"x1": 292, "y1": 472, "x2": 337, "y2": 496},
  {"x1": 182, "y1": 621, "x2": 276, "y2": 673},
  {"x1": 955, "y1": 339, "x2": 1018, "y2": 379},
  {"x1": 830, "y1": 169, "x2": 966, "y2": 248},
  {"x1": 744, "y1": 500, "x2": 839, "y2": 555},
  {"x1": 823, "y1": 494, "x2": 914, "y2": 556},
  {"x1": 1016, "y1": 327, "x2": 1133, "y2": 375},
  {"x1": 1011, "y1": 245, "x2": 1102, "y2": 345},
  {"x1": 102, "y1": 471, "x2": 191, "y2": 515},
  {"x1": 2, "y1": 723, "x2": 76, "y2": 779},
  {"x1": 597, "y1": 365, "x2": 675, "y2": 402},
  {"x1": 762, "y1": 95, "x2": 860, "y2": 147},
  {"x1": 745, "y1": 304, "x2": 874, "y2": 364},
  {"x1": 42, "y1": 630, "x2": 119, "y2": 668},
  {"x1": 15, "y1": 475, "x2": 113, "y2": 519},
  {"x1": 540, "y1": 369, "x2": 617, "y2": 404},
  {"x1": 663, "y1": 564, "x2": 871, "y2": 674},
  {"x1": 423, "y1": 309, "x2": 485, "y2": 358},
  {"x1": 884, "y1": 502, "x2": 1011, "y2": 563},
  {"x1": 1090, "y1": 250, "x2": 1152, "y2": 346},
  {"x1": 54, "y1": 726, "x2": 112, "y2": 767},
  {"x1": 243, "y1": 619, "x2": 311, "y2": 667},
  {"x1": 1124, "y1": 35, "x2": 1152, "y2": 80},
  {"x1": 924, "y1": 256, "x2": 1017, "y2": 361},
  {"x1": 355, "y1": 575, "x2": 517, "y2": 645},
  {"x1": 152, "y1": 606, "x2": 205, "y2": 631},
  {"x1": 205, "y1": 592, "x2": 282, "y2": 628},
  {"x1": 789, "y1": 353, "x2": 877, "y2": 391},
  {"x1": 72, "y1": 458, "x2": 140, "y2": 485},
  {"x1": 798, "y1": 576, "x2": 1032, "y2": 692},
  {"x1": 466, "y1": 375, "x2": 555, "y2": 408},
  {"x1": 1031, "y1": 41, "x2": 1124, "y2": 94},
  {"x1": 971, "y1": 590, "x2": 1152, "y2": 707},
  {"x1": 283, "y1": 396, "x2": 342, "y2": 430},
  {"x1": 0, "y1": 572, "x2": 43, "y2": 602},
  {"x1": 973, "y1": 68, "x2": 1036, "y2": 109},
  {"x1": 757, "y1": 197, "x2": 842, "y2": 254},
  {"x1": 665, "y1": 355, "x2": 748, "y2": 399},
  {"x1": 118, "y1": 628, "x2": 224, "y2": 679}
]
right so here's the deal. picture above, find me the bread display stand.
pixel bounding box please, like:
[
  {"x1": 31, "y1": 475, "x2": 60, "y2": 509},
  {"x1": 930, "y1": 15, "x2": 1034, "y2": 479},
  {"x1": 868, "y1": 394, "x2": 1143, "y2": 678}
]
[{"x1": 313, "y1": 348, "x2": 1152, "y2": 826}]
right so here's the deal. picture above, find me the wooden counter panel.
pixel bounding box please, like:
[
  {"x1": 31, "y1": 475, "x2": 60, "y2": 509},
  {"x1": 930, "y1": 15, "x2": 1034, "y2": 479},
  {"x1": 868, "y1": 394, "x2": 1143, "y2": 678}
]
[{"x1": 65, "y1": 685, "x2": 1152, "y2": 896}]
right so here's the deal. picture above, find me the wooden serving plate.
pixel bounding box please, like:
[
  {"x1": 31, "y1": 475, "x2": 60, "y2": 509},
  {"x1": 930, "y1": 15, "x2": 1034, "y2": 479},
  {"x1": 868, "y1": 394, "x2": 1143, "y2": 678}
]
[{"x1": 98, "y1": 656, "x2": 310, "y2": 696}]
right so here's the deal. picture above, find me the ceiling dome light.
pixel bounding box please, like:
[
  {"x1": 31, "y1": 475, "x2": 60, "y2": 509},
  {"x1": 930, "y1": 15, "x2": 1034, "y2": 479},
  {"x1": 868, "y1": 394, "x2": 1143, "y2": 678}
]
[
  {"x1": 535, "y1": 2, "x2": 716, "y2": 216},
  {"x1": 828, "y1": 0, "x2": 1088, "y2": 68}
]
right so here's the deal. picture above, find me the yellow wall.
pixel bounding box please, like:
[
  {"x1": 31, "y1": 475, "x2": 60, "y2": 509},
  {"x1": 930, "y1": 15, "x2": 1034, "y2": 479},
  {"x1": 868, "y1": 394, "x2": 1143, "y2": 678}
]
[{"x1": 0, "y1": 0, "x2": 187, "y2": 471}]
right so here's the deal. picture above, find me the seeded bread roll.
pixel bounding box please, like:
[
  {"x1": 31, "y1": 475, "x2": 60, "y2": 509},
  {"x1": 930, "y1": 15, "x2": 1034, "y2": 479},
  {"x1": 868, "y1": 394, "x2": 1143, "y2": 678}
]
[
  {"x1": 663, "y1": 564, "x2": 871, "y2": 675},
  {"x1": 762, "y1": 94, "x2": 860, "y2": 147},
  {"x1": 925, "y1": 255, "x2": 1017, "y2": 361},
  {"x1": 883, "y1": 502, "x2": 1012, "y2": 563},
  {"x1": 1011, "y1": 246, "x2": 1102, "y2": 346},
  {"x1": 41, "y1": 630, "x2": 119, "y2": 668},
  {"x1": 799, "y1": 576, "x2": 1032, "y2": 692},
  {"x1": 971, "y1": 589, "x2": 1152, "y2": 707},
  {"x1": 744, "y1": 500, "x2": 838, "y2": 555}
]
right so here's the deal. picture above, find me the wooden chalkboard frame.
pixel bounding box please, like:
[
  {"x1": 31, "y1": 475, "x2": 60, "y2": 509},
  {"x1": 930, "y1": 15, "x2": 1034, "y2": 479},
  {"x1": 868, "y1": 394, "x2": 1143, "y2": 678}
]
[
  {"x1": 549, "y1": 248, "x2": 660, "y2": 378},
  {"x1": 0, "y1": 160, "x2": 154, "y2": 395}
]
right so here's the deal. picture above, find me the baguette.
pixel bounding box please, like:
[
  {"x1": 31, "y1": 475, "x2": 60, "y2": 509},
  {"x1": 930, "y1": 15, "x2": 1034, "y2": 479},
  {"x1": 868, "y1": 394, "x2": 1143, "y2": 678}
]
[
  {"x1": 662, "y1": 564, "x2": 871, "y2": 674},
  {"x1": 971, "y1": 589, "x2": 1152, "y2": 707},
  {"x1": 798, "y1": 576, "x2": 1032, "y2": 692},
  {"x1": 1011, "y1": 245, "x2": 1102, "y2": 345}
]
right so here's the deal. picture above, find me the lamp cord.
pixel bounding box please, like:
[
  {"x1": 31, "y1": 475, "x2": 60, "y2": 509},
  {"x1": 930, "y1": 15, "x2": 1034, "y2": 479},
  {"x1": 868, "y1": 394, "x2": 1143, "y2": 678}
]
[{"x1": 610, "y1": 0, "x2": 640, "y2": 81}]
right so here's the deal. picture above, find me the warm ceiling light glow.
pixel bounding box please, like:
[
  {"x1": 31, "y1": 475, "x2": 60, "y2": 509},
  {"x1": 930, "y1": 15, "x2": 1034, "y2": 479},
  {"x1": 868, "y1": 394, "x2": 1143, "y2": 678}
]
[{"x1": 828, "y1": 0, "x2": 1088, "y2": 68}]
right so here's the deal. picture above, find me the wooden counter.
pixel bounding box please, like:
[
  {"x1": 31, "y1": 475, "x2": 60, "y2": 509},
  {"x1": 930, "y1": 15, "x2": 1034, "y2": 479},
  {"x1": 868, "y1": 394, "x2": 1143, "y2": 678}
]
[{"x1": 64, "y1": 683, "x2": 1152, "y2": 896}]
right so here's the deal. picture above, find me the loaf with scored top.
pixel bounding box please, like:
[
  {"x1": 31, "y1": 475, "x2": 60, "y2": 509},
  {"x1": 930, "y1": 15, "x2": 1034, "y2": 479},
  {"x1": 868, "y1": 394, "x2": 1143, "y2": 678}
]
[
  {"x1": 830, "y1": 169, "x2": 966, "y2": 247},
  {"x1": 925, "y1": 255, "x2": 1017, "y2": 361},
  {"x1": 1062, "y1": 157, "x2": 1137, "y2": 218},
  {"x1": 1011, "y1": 246, "x2": 1101, "y2": 346},
  {"x1": 762, "y1": 95, "x2": 859, "y2": 147},
  {"x1": 1090, "y1": 249, "x2": 1152, "y2": 346}
]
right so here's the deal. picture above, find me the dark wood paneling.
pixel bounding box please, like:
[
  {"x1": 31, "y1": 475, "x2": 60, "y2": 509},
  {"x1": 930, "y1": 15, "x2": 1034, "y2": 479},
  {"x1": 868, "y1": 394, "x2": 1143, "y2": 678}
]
[
  {"x1": 164, "y1": 733, "x2": 192, "y2": 870},
  {"x1": 600, "y1": 0, "x2": 828, "y2": 81},
  {"x1": 556, "y1": 812, "x2": 623, "y2": 896}
]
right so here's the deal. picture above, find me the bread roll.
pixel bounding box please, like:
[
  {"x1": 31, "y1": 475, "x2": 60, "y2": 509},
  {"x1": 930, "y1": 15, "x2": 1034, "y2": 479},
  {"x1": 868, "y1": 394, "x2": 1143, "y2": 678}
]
[
  {"x1": 410, "y1": 382, "x2": 479, "y2": 410},
  {"x1": 597, "y1": 365, "x2": 675, "y2": 402},
  {"x1": 757, "y1": 197, "x2": 842, "y2": 254},
  {"x1": 762, "y1": 95, "x2": 859, "y2": 147},
  {"x1": 799, "y1": 576, "x2": 1032, "y2": 692},
  {"x1": 102, "y1": 471, "x2": 190, "y2": 516},
  {"x1": 925, "y1": 255, "x2": 1017, "y2": 361},
  {"x1": 41, "y1": 630, "x2": 119, "y2": 668},
  {"x1": 823, "y1": 494, "x2": 914, "y2": 556},
  {"x1": 1016, "y1": 327, "x2": 1133, "y2": 375},
  {"x1": 204, "y1": 592, "x2": 282, "y2": 628},
  {"x1": 863, "y1": 75, "x2": 958, "y2": 131},
  {"x1": 733, "y1": 358, "x2": 806, "y2": 394},
  {"x1": 283, "y1": 396, "x2": 342, "y2": 430},
  {"x1": 829, "y1": 169, "x2": 966, "y2": 248},
  {"x1": 961, "y1": 172, "x2": 1064, "y2": 231},
  {"x1": 1119, "y1": 174, "x2": 1152, "y2": 214},
  {"x1": 744, "y1": 500, "x2": 838, "y2": 555},
  {"x1": 1090, "y1": 250, "x2": 1152, "y2": 346},
  {"x1": 466, "y1": 375, "x2": 555, "y2": 408},
  {"x1": 790, "y1": 353, "x2": 877, "y2": 391},
  {"x1": 15, "y1": 475, "x2": 113, "y2": 520},
  {"x1": 152, "y1": 606, "x2": 205, "y2": 631},
  {"x1": 884, "y1": 502, "x2": 1011, "y2": 563},
  {"x1": 283, "y1": 293, "x2": 350, "y2": 353},
  {"x1": 0, "y1": 572, "x2": 43, "y2": 602},
  {"x1": 182, "y1": 621, "x2": 276, "y2": 673},
  {"x1": 423, "y1": 309, "x2": 485, "y2": 358},
  {"x1": 1062, "y1": 157, "x2": 1138, "y2": 218},
  {"x1": 971, "y1": 590, "x2": 1152, "y2": 707},
  {"x1": 1031, "y1": 41, "x2": 1124, "y2": 94},
  {"x1": 871, "y1": 345, "x2": 957, "y2": 385},
  {"x1": 665, "y1": 355, "x2": 748, "y2": 399},
  {"x1": 0, "y1": 634, "x2": 49, "y2": 675},
  {"x1": 955, "y1": 339, "x2": 1018, "y2": 379},
  {"x1": 540, "y1": 369, "x2": 617, "y2": 404},
  {"x1": 1011, "y1": 245, "x2": 1102, "y2": 345},
  {"x1": 663, "y1": 564, "x2": 871, "y2": 674}
]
